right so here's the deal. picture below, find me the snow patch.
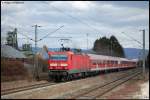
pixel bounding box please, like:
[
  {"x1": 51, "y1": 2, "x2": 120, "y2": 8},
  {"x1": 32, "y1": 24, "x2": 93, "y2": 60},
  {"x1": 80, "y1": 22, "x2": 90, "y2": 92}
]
[
  {"x1": 134, "y1": 81, "x2": 149, "y2": 99},
  {"x1": 140, "y1": 81, "x2": 149, "y2": 99}
]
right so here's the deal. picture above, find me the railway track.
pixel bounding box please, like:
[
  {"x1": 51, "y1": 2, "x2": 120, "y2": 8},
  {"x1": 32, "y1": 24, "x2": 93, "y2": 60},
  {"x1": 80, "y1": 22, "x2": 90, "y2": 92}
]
[
  {"x1": 1, "y1": 68, "x2": 141, "y2": 98},
  {"x1": 57, "y1": 68, "x2": 141, "y2": 99},
  {"x1": 1, "y1": 82, "x2": 56, "y2": 95}
]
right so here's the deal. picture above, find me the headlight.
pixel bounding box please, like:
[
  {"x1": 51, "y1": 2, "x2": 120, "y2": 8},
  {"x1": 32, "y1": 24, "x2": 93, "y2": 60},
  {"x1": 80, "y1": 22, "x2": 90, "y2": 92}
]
[
  {"x1": 50, "y1": 63, "x2": 57, "y2": 66},
  {"x1": 60, "y1": 64, "x2": 68, "y2": 66}
]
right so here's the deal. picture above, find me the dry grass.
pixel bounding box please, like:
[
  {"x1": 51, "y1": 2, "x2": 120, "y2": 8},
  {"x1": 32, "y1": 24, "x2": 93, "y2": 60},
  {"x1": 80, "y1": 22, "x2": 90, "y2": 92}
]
[
  {"x1": 1, "y1": 57, "x2": 49, "y2": 82},
  {"x1": 1, "y1": 58, "x2": 27, "y2": 82}
]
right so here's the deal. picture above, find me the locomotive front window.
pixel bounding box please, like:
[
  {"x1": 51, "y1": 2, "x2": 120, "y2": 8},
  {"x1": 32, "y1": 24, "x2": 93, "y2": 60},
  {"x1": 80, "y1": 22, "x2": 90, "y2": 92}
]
[{"x1": 50, "y1": 54, "x2": 68, "y2": 61}]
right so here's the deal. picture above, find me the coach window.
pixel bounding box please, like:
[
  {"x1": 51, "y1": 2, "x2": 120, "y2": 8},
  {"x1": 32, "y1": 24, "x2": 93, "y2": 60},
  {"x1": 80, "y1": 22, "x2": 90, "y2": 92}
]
[
  {"x1": 108, "y1": 60, "x2": 109, "y2": 64},
  {"x1": 112, "y1": 61, "x2": 114, "y2": 64},
  {"x1": 107, "y1": 60, "x2": 108, "y2": 64},
  {"x1": 101, "y1": 60, "x2": 103, "y2": 64},
  {"x1": 104, "y1": 60, "x2": 105, "y2": 64},
  {"x1": 103, "y1": 60, "x2": 105, "y2": 64},
  {"x1": 99, "y1": 61, "x2": 102, "y2": 65},
  {"x1": 111, "y1": 60, "x2": 113, "y2": 64},
  {"x1": 115, "y1": 61, "x2": 117, "y2": 64},
  {"x1": 93, "y1": 62, "x2": 96, "y2": 65}
]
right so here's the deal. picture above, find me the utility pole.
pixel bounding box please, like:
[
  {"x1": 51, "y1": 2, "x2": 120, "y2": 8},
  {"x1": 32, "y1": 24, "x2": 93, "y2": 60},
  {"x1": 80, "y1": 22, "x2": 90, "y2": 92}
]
[
  {"x1": 86, "y1": 33, "x2": 89, "y2": 50},
  {"x1": 18, "y1": 25, "x2": 63, "y2": 80},
  {"x1": 32, "y1": 24, "x2": 41, "y2": 80},
  {"x1": 140, "y1": 29, "x2": 145, "y2": 79}
]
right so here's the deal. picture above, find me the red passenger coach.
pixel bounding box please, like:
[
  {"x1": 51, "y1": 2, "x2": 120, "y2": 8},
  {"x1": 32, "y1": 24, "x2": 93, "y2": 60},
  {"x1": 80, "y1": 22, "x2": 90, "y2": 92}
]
[{"x1": 88, "y1": 54, "x2": 137, "y2": 71}]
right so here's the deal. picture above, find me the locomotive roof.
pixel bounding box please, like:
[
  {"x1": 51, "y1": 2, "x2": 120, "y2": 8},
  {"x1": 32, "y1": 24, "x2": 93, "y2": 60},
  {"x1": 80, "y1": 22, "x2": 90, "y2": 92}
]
[{"x1": 87, "y1": 53, "x2": 136, "y2": 62}]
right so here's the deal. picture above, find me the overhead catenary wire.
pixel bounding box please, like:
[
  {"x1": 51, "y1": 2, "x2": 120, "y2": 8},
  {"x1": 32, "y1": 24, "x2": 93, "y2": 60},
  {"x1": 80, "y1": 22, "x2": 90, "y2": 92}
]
[
  {"x1": 37, "y1": 2, "x2": 125, "y2": 48},
  {"x1": 47, "y1": 3, "x2": 143, "y2": 49},
  {"x1": 121, "y1": 32, "x2": 143, "y2": 46},
  {"x1": 47, "y1": 3, "x2": 105, "y2": 36},
  {"x1": 43, "y1": 2, "x2": 109, "y2": 49},
  {"x1": 38, "y1": 25, "x2": 64, "y2": 41},
  {"x1": 117, "y1": 35, "x2": 143, "y2": 48},
  {"x1": 121, "y1": 42, "x2": 143, "y2": 48},
  {"x1": 48, "y1": 2, "x2": 146, "y2": 50},
  {"x1": 46, "y1": 36, "x2": 72, "y2": 38},
  {"x1": 122, "y1": 32, "x2": 143, "y2": 48},
  {"x1": 17, "y1": 25, "x2": 64, "y2": 42},
  {"x1": 7, "y1": 2, "x2": 146, "y2": 50}
]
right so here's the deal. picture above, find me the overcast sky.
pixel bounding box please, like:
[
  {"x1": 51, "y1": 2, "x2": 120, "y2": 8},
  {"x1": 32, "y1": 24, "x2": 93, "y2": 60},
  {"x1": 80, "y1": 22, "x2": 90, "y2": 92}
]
[{"x1": 1, "y1": 1, "x2": 149, "y2": 50}]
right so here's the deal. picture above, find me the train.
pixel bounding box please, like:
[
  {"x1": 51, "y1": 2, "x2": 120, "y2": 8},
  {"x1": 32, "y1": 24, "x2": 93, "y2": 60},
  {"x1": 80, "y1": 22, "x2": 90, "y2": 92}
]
[{"x1": 48, "y1": 49, "x2": 137, "y2": 81}]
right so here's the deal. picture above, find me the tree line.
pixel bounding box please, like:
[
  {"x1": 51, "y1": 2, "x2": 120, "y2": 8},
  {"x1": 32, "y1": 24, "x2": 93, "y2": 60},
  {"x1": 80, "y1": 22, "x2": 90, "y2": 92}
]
[{"x1": 93, "y1": 35, "x2": 125, "y2": 57}]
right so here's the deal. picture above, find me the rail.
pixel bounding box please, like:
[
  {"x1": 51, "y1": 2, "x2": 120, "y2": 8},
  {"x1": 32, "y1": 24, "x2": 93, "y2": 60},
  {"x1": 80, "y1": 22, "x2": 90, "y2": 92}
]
[
  {"x1": 1, "y1": 82, "x2": 56, "y2": 95},
  {"x1": 56, "y1": 68, "x2": 141, "y2": 99}
]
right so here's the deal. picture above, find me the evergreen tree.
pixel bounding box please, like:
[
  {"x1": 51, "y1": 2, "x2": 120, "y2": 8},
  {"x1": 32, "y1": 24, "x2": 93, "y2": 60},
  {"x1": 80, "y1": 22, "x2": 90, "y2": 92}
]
[{"x1": 93, "y1": 35, "x2": 125, "y2": 57}]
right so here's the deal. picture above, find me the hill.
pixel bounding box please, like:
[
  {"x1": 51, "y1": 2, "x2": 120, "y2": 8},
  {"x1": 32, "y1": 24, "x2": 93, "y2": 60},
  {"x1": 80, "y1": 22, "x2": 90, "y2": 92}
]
[{"x1": 124, "y1": 48, "x2": 149, "y2": 59}]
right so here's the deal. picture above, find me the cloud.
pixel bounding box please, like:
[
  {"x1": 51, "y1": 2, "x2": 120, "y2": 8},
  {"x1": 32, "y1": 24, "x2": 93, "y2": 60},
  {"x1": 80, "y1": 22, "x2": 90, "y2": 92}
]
[{"x1": 1, "y1": 1, "x2": 149, "y2": 49}]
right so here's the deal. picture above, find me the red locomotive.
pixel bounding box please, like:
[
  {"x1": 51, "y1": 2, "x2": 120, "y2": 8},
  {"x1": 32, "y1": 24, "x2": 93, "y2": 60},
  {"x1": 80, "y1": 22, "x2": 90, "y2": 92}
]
[{"x1": 48, "y1": 49, "x2": 137, "y2": 81}]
